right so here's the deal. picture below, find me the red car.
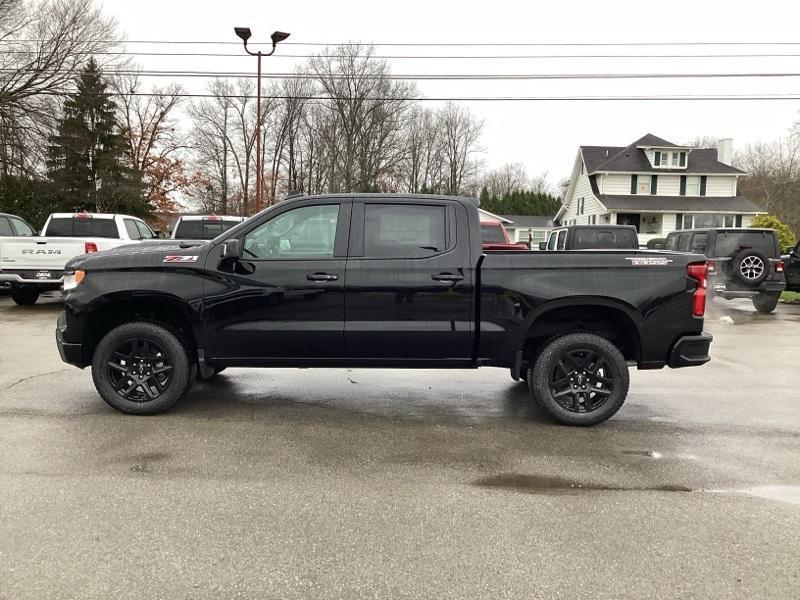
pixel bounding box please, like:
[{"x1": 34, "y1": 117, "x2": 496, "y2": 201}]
[{"x1": 480, "y1": 218, "x2": 529, "y2": 251}]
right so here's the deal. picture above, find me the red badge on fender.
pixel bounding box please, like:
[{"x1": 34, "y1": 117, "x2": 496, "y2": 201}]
[{"x1": 162, "y1": 255, "x2": 199, "y2": 263}]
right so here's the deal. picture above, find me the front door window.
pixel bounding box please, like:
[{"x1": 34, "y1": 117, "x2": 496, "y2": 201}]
[{"x1": 243, "y1": 204, "x2": 339, "y2": 259}]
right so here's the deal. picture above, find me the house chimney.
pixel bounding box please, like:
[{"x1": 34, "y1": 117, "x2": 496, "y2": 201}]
[{"x1": 717, "y1": 138, "x2": 733, "y2": 166}]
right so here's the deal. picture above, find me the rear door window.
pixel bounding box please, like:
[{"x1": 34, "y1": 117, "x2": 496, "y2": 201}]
[
  {"x1": 556, "y1": 230, "x2": 567, "y2": 250},
  {"x1": 363, "y1": 204, "x2": 446, "y2": 258},
  {"x1": 665, "y1": 235, "x2": 679, "y2": 251},
  {"x1": 124, "y1": 219, "x2": 141, "y2": 240},
  {"x1": 713, "y1": 230, "x2": 778, "y2": 257},
  {"x1": 10, "y1": 217, "x2": 35, "y2": 236},
  {"x1": 0, "y1": 217, "x2": 13, "y2": 236},
  {"x1": 690, "y1": 233, "x2": 708, "y2": 254}
]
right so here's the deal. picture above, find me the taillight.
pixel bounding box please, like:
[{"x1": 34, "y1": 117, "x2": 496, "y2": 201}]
[
  {"x1": 775, "y1": 260, "x2": 785, "y2": 273},
  {"x1": 84, "y1": 242, "x2": 98, "y2": 253},
  {"x1": 706, "y1": 260, "x2": 716, "y2": 274},
  {"x1": 687, "y1": 262, "x2": 708, "y2": 318}
]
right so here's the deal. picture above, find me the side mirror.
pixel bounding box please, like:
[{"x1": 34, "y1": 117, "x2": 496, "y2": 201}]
[
  {"x1": 786, "y1": 246, "x2": 797, "y2": 256},
  {"x1": 538, "y1": 241, "x2": 547, "y2": 251},
  {"x1": 221, "y1": 238, "x2": 242, "y2": 260}
]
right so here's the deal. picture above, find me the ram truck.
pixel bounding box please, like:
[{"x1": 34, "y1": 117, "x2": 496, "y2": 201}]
[
  {"x1": 0, "y1": 212, "x2": 158, "y2": 304},
  {"x1": 56, "y1": 194, "x2": 712, "y2": 426}
]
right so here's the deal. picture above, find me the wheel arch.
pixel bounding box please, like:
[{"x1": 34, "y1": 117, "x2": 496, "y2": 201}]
[
  {"x1": 521, "y1": 297, "x2": 643, "y2": 365},
  {"x1": 80, "y1": 293, "x2": 202, "y2": 367}
]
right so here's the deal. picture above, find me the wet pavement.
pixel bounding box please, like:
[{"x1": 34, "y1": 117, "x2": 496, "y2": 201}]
[{"x1": 1, "y1": 291, "x2": 799, "y2": 599}]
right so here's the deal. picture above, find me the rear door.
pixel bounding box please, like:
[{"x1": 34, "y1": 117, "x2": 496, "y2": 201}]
[{"x1": 344, "y1": 199, "x2": 473, "y2": 360}]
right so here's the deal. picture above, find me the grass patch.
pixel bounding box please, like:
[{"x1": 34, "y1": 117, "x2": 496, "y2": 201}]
[{"x1": 780, "y1": 291, "x2": 800, "y2": 303}]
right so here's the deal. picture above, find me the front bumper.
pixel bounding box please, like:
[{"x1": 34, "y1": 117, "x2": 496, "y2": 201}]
[
  {"x1": 56, "y1": 311, "x2": 84, "y2": 368},
  {"x1": 668, "y1": 333, "x2": 713, "y2": 368}
]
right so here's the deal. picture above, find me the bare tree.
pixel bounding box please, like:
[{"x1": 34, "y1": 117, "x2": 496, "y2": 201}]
[
  {"x1": 0, "y1": 0, "x2": 119, "y2": 176},
  {"x1": 437, "y1": 102, "x2": 483, "y2": 196},
  {"x1": 482, "y1": 162, "x2": 529, "y2": 197}
]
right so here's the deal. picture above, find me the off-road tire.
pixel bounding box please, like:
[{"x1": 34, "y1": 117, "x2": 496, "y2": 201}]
[
  {"x1": 752, "y1": 292, "x2": 780, "y2": 314},
  {"x1": 529, "y1": 333, "x2": 629, "y2": 426},
  {"x1": 91, "y1": 321, "x2": 193, "y2": 415},
  {"x1": 10, "y1": 286, "x2": 39, "y2": 306}
]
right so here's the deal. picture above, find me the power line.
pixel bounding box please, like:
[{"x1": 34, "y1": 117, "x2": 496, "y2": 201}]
[
  {"x1": 5, "y1": 39, "x2": 800, "y2": 47},
  {"x1": 6, "y1": 68, "x2": 800, "y2": 81},
  {"x1": 29, "y1": 90, "x2": 800, "y2": 101},
  {"x1": 5, "y1": 50, "x2": 800, "y2": 60}
]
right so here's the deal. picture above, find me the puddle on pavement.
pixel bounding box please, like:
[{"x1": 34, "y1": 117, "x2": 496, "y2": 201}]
[{"x1": 473, "y1": 473, "x2": 693, "y2": 494}]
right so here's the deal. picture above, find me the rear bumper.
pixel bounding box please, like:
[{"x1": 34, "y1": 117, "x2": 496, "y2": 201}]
[
  {"x1": 0, "y1": 270, "x2": 65, "y2": 286},
  {"x1": 55, "y1": 311, "x2": 84, "y2": 368},
  {"x1": 713, "y1": 281, "x2": 785, "y2": 299},
  {"x1": 668, "y1": 333, "x2": 713, "y2": 368}
]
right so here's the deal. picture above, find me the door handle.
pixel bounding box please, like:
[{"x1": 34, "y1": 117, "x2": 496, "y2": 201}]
[
  {"x1": 306, "y1": 272, "x2": 339, "y2": 282},
  {"x1": 431, "y1": 272, "x2": 464, "y2": 282}
]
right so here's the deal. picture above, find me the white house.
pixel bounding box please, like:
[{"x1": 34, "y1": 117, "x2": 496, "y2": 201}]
[
  {"x1": 557, "y1": 133, "x2": 763, "y2": 244},
  {"x1": 499, "y1": 215, "x2": 555, "y2": 246}
]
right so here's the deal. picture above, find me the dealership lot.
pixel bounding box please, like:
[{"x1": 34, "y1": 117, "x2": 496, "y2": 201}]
[{"x1": 1, "y1": 292, "x2": 799, "y2": 599}]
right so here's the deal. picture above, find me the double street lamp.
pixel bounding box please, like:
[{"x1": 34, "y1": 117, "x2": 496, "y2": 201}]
[{"x1": 234, "y1": 27, "x2": 290, "y2": 213}]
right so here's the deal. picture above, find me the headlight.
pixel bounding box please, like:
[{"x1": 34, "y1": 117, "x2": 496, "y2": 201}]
[{"x1": 63, "y1": 270, "x2": 85, "y2": 291}]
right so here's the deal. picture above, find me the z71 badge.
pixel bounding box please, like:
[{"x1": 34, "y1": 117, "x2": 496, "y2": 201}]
[
  {"x1": 625, "y1": 257, "x2": 674, "y2": 266},
  {"x1": 162, "y1": 255, "x2": 199, "y2": 263}
]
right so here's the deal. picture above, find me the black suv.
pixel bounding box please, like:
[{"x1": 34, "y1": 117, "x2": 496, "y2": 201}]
[
  {"x1": 783, "y1": 240, "x2": 800, "y2": 292},
  {"x1": 665, "y1": 228, "x2": 786, "y2": 313}
]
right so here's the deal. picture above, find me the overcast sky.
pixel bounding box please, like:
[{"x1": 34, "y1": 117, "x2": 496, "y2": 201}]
[{"x1": 102, "y1": 0, "x2": 800, "y2": 185}]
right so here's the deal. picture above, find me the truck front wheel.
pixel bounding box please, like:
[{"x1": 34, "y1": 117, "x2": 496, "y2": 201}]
[
  {"x1": 529, "y1": 333, "x2": 629, "y2": 426},
  {"x1": 10, "y1": 286, "x2": 40, "y2": 306},
  {"x1": 91, "y1": 322, "x2": 194, "y2": 415}
]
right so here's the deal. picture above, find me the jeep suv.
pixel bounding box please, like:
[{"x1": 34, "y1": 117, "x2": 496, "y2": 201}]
[{"x1": 665, "y1": 228, "x2": 786, "y2": 313}]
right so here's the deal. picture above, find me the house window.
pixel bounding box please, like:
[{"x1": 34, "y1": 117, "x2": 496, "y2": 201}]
[
  {"x1": 671, "y1": 152, "x2": 680, "y2": 166},
  {"x1": 654, "y1": 151, "x2": 661, "y2": 166},
  {"x1": 630, "y1": 174, "x2": 638, "y2": 194},
  {"x1": 676, "y1": 213, "x2": 683, "y2": 229},
  {"x1": 700, "y1": 176, "x2": 707, "y2": 196},
  {"x1": 679, "y1": 152, "x2": 687, "y2": 167},
  {"x1": 577, "y1": 197, "x2": 585, "y2": 215},
  {"x1": 686, "y1": 176, "x2": 700, "y2": 195},
  {"x1": 683, "y1": 214, "x2": 738, "y2": 229},
  {"x1": 680, "y1": 176, "x2": 687, "y2": 196},
  {"x1": 650, "y1": 175, "x2": 658, "y2": 195}
]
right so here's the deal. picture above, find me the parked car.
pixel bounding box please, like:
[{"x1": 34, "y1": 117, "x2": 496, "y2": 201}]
[
  {"x1": 540, "y1": 225, "x2": 640, "y2": 251},
  {"x1": 665, "y1": 228, "x2": 785, "y2": 313},
  {"x1": 782, "y1": 240, "x2": 800, "y2": 292},
  {"x1": 480, "y1": 217, "x2": 529, "y2": 251},
  {"x1": 0, "y1": 212, "x2": 159, "y2": 305},
  {"x1": 56, "y1": 193, "x2": 711, "y2": 426},
  {"x1": 0, "y1": 212, "x2": 37, "y2": 237},
  {"x1": 171, "y1": 215, "x2": 246, "y2": 240}
]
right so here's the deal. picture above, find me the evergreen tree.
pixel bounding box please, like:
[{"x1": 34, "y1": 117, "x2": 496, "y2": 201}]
[{"x1": 47, "y1": 58, "x2": 147, "y2": 216}]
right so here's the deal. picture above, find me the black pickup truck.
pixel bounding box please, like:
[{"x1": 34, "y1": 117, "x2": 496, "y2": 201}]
[{"x1": 56, "y1": 194, "x2": 712, "y2": 426}]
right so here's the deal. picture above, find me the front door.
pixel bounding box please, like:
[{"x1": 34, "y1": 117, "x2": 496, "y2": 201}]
[
  {"x1": 204, "y1": 200, "x2": 350, "y2": 360},
  {"x1": 344, "y1": 200, "x2": 473, "y2": 361}
]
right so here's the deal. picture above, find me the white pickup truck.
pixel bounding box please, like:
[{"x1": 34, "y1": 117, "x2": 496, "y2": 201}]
[{"x1": 0, "y1": 212, "x2": 158, "y2": 305}]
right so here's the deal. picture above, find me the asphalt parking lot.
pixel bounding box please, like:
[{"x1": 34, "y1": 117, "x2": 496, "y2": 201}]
[{"x1": 1, "y1": 291, "x2": 799, "y2": 600}]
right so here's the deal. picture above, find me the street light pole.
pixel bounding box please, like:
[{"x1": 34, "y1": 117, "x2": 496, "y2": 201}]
[{"x1": 234, "y1": 27, "x2": 290, "y2": 213}]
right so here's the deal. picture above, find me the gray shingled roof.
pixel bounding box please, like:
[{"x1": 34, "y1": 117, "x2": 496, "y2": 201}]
[
  {"x1": 581, "y1": 134, "x2": 744, "y2": 175},
  {"x1": 597, "y1": 195, "x2": 763, "y2": 213},
  {"x1": 499, "y1": 215, "x2": 554, "y2": 228}
]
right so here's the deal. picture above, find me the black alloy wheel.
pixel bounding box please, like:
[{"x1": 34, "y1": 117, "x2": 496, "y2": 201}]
[
  {"x1": 548, "y1": 349, "x2": 614, "y2": 413},
  {"x1": 92, "y1": 322, "x2": 193, "y2": 414},
  {"x1": 530, "y1": 333, "x2": 629, "y2": 426},
  {"x1": 106, "y1": 338, "x2": 173, "y2": 402}
]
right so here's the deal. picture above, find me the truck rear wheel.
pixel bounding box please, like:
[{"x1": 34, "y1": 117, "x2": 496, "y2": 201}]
[
  {"x1": 529, "y1": 333, "x2": 629, "y2": 426},
  {"x1": 91, "y1": 322, "x2": 193, "y2": 415},
  {"x1": 10, "y1": 286, "x2": 40, "y2": 306}
]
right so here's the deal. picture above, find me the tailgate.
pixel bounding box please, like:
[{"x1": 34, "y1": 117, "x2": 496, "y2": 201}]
[{"x1": 0, "y1": 237, "x2": 89, "y2": 270}]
